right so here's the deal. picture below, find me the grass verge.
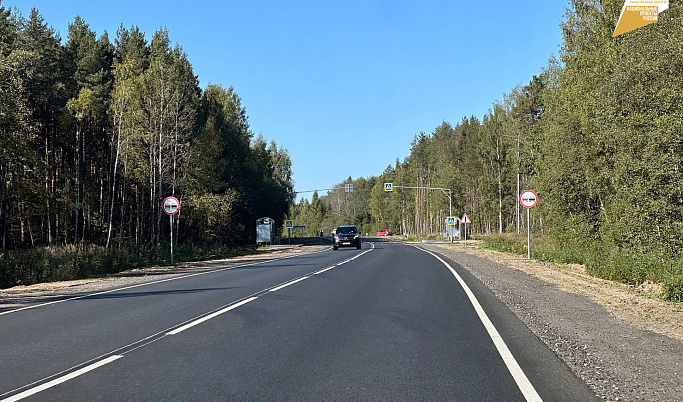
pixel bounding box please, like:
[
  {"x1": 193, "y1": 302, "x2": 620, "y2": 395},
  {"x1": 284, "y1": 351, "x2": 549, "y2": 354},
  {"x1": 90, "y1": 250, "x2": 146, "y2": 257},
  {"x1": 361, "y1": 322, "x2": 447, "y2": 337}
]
[
  {"x1": 480, "y1": 233, "x2": 683, "y2": 303},
  {"x1": 0, "y1": 243, "x2": 258, "y2": 289}
]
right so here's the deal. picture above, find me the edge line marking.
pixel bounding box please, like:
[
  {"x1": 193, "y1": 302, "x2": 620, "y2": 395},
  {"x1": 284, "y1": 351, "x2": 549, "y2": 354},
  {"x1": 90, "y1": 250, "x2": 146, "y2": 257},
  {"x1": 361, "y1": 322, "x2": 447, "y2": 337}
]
[
  {"x1": 0, "y1": 248, "x2": 330, "y2": 317},
  {"x1": 416, "y1": 246, "x2": 543, "y2": 402},
  {"x1": 1, "y1": 245, "x2": 376, "y2": 399}
]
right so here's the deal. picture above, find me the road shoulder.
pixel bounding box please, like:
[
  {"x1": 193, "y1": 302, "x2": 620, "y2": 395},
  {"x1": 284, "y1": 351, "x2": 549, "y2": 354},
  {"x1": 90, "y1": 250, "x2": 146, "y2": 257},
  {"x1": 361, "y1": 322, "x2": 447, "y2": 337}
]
[{"x1": 423, "y1": 243, "x2": 683, "y2": 402}]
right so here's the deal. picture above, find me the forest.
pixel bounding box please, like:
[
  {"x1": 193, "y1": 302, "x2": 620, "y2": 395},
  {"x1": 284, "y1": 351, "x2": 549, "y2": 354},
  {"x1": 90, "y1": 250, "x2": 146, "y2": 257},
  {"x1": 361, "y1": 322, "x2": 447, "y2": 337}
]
[
  {"x1": 289, "y1": 1, "x2": 683, "y2": 301},
  {"x1": 2, "y1": 1, "x2": 682, "y2": 300},
  {"x1": 0, "y1": 3, "x2": 293, "y2": 285}
]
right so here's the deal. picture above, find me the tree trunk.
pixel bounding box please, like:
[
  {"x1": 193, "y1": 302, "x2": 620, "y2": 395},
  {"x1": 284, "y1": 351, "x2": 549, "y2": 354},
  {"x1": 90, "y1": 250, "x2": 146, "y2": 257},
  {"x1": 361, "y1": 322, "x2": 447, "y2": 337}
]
[
  {"x1": 75, "y1": 124, "x2": 81, "y2": 245},
  {"x1": 107, "y1": 109, "x2": 122, "y2": 249},
  {"x1": 45, "y1": 135, "x2": 53, "y2": 246},
  {"x1": 156, "y1": 60, "x2": 165, "y2": 249}
]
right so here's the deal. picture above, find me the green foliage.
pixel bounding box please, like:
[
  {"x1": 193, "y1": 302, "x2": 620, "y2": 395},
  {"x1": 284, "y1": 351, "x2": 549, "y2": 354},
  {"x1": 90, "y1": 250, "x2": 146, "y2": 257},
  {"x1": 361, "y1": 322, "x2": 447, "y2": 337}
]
[
  {"x1": 482, "y1": 233, "x2": 683, "y2": 303},
  {"x1": 663, "y1": 274, "x2": 683, "y2": 303},
  {"x1": 3, "y1": 2, "x2": 683, "y2": 301},
  {"x1": 481, "y1": 233, "x2": 530, "y2": 256},
  {"x1": 183, "y1": 190, "x2": 246, "y2": 244},
  {"x1": 0, "y1": 243, "x2": 260, "y2": 289},
  {"x1": 0, "y1": 8, "x2": 293, "y2": 287},
  {"x1": 0, "y1": 245, "x2": 130, "y2": 287}
]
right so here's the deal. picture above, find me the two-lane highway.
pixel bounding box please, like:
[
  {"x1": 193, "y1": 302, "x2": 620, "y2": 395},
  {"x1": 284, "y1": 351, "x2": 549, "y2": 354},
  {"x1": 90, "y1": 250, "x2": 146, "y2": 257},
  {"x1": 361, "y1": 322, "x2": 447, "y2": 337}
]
[{"x1": 0, "y1": 240, "x2": 597, "y2": 401}]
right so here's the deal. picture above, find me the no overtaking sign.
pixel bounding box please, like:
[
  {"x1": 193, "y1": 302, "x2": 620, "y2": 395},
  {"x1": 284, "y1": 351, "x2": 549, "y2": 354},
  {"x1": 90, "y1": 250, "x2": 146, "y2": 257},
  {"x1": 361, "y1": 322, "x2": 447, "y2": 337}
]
[
  {"x1": 163, "y1": 196, "x2": 180, "y2": 265},
  {"x1": 519, "y1": 190, "x2": 537, "y2": 260},
  {"x1": 163, "y1": 197, "x2": 180, "y2": 215},
  {"x1": 519, "y1": 190, "x2": 537, "y2": 208}
]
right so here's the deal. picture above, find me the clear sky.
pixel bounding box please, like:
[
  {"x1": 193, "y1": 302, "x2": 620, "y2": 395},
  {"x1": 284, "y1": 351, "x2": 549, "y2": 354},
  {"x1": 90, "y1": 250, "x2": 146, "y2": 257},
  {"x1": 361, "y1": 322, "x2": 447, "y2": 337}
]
[{"x1": 10, "y1": 0, "x2": 566, "y2": 201}]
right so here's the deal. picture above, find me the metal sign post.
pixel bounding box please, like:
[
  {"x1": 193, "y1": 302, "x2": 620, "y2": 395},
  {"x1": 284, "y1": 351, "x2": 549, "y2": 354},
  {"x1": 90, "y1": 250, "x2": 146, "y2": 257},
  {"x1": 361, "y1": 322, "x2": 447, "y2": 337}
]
[
  {"x1": 461, "y1": 213, "x2": 471, "y2": 248},
  {"x1": 384, "y1": 184, "x2": 453, "y2": 239},
  {"x1": 527, "y1": 208, "x2": 530, "y2": 259},
  {"x1": 519, "y1": 190, "x2": 537, "y2": 260},
  {"x1": 446, "y1": 216, "x2": 457, "y2": 243},
  {"x1": 170, "y1": 215, "x2": 174, "y2": 265},
  {"x1": 163, "y1": 196, "x2": 180, "y2": 265},
  {"x1": 285, "y1": 220, "x2": 293, "y2": 245}
]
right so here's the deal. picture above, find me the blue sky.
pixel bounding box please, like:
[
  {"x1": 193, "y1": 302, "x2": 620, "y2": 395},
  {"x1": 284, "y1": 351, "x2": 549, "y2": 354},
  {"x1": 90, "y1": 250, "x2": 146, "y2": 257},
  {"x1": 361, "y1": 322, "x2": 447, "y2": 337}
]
[{"x1": 11, "y1": 0, "x2": 566, "y2": 201}]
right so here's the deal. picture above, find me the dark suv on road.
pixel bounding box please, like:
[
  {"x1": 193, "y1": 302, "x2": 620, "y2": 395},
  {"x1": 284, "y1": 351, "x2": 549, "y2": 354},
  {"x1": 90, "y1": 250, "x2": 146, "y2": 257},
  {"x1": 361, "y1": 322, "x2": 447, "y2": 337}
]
[{"x1": 333, "y1": 225, "x2": 361, "y2": 250}]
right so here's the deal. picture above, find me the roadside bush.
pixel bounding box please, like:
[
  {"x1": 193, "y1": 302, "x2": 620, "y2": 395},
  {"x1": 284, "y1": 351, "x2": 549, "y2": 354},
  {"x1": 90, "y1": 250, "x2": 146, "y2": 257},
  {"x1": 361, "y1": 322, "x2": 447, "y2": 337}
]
[
  {"x1": 481, "y1": 233, "x2": 543, "y2": 256},
  {"x1": 0, "y1": 243, "x2": 258, "y2": 289},
  {"x1": 662, "y1": 275, "x2": 683, "y2": 303}
]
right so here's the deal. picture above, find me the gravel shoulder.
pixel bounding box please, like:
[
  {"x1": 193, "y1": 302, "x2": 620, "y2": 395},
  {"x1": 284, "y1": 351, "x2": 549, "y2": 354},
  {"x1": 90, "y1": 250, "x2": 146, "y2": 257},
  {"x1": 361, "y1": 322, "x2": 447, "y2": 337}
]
[{"x1": 422, "y1": 241, "x2": 683, "y2": 402}]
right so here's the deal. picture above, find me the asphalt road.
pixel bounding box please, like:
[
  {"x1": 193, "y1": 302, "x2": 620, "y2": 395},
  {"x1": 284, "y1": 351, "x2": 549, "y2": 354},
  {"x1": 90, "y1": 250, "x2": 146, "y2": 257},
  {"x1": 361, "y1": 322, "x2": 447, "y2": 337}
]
[{"x1": 0, "y1": 240, "x2": 597, "y2": 401}]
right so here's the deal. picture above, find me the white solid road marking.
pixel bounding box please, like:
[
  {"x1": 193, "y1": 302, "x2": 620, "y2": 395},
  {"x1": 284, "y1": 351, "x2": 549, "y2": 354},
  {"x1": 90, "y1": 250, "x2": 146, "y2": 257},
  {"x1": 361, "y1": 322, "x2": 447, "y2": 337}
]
[
  {"x1": 1, "y1": 355, "x2": 123, "y2": 402},
  {"x1": 167, "y1": 297, "x2": 259, "y2": 335},
  {"x1": 417, "y1": 247, "x2": 543, "y2": 402}
]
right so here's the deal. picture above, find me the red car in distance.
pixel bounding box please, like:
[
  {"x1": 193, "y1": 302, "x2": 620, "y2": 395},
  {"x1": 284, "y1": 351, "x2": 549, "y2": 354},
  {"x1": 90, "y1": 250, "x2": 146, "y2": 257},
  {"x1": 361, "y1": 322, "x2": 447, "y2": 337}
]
[{"x1": 377, "y1": 229, "x2": 393, "y2": 236}]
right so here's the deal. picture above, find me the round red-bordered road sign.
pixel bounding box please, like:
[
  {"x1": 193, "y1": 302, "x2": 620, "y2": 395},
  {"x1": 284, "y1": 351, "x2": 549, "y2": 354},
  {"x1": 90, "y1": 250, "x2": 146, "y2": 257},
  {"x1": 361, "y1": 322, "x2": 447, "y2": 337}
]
[
  {"x1": 163, "y1": 196, "x2": 180, "y2": 215},
  {"x1": 519, "y1": 190, "x2": 538, "y2": 208}
]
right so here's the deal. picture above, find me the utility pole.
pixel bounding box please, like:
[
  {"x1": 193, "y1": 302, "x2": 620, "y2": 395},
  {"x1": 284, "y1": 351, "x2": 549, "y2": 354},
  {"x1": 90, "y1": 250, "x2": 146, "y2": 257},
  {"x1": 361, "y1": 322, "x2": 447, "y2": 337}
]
[{"x1": 384, "y1": 184, "x2": 454, "y2": 239}]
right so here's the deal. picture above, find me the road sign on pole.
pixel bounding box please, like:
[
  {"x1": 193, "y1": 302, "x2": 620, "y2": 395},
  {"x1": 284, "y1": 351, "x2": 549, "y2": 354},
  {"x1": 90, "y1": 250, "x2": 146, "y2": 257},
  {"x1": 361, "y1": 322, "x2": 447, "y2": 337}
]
[
  {"x1": 384, "y1": 183, "x2": 393, "y2": 192},
  {"x1": 285, "y1": 220, "x2": 294, "y2": 245},
  {"x1": 446, "y1": 216, "x2": 457, "y2": 226},
  {"x1": 519, "y1": 190, "x2": 537, "y2": 259},
  {"x1": 163, "y1": 197, "x2": 180, "y2": 215},
  {"x1": 162, "y1": 197, "x2": 180, "y2": 265},
  {"x1": 462, "y1": 213, "x2": 471, "y2": 248},
  {"x1": 519, "y1": 190, "x2": 538, "y2": 208}
]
